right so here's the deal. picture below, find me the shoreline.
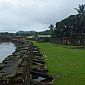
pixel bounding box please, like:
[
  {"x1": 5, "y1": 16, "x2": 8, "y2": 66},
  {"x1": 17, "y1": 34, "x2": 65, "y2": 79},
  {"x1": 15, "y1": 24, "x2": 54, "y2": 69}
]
[
  {"x1": 0, "y1": 42, "x2": 16, "y2": 63},
  {"x1": 0, "y1": 38, "x2": 53, "y2": 85}
]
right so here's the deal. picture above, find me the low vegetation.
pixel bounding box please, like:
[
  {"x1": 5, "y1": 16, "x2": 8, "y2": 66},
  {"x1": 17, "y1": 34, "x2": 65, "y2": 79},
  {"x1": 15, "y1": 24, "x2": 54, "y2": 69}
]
[{"x1": 33, "y1": 41, "x2": 85, "y2": 85}]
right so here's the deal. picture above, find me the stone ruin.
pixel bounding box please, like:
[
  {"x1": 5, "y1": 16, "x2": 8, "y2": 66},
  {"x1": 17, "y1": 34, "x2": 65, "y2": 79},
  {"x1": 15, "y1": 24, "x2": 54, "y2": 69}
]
[{"x1": 0, "y1": 39, "x2": 54, "y2": 85}]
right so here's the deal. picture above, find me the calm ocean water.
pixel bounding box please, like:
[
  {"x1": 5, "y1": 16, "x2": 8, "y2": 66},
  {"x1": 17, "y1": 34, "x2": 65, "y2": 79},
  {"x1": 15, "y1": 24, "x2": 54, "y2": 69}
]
[{"x1": 0, "y1": 42, "x2": 16, "y2": 63}]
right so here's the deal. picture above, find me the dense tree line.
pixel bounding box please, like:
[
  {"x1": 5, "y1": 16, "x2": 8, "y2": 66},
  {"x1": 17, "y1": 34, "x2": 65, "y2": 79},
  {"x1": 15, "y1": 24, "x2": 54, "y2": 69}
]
[
  {"x1": 49, "y1": 4, "x2": 85, "y2": 39},
  {"x1": 37, "y1": 30, "x2": 50, "y2": 35}
]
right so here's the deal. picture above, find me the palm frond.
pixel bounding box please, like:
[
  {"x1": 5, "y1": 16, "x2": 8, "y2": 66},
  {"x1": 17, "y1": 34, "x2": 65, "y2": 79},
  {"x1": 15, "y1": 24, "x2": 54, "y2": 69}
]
[
  {"x1": 74, "y1": 8, "x2": 80, "y2": 13},
  {"x1": 75, "y1": 4, "x2": 85, "y2": 14}
]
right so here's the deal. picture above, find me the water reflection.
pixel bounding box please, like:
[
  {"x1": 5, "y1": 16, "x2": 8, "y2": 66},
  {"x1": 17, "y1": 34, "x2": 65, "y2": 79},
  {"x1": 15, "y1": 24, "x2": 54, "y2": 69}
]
[{"x1": 0, "y1": 42, "x2": 16, "y2": 63}]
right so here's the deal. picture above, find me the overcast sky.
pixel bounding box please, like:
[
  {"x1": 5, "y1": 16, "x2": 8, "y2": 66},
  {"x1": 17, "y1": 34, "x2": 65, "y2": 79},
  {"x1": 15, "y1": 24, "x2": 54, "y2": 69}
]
[{"x1": 0, "y1": 0, "x2": 85, "y2": 32}]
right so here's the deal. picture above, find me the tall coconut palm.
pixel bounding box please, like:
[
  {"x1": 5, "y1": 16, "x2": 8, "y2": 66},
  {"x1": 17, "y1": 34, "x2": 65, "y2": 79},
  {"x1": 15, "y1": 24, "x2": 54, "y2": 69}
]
[
  {"x1": 75, "y1": 4, "x2": 85, "y2": 15},
  {"x1": 75, "y1": 4, "x2": 85, "y2": 45},
  {"x1": 49, "y1": 24, "x2": 54, "y2": 38}
]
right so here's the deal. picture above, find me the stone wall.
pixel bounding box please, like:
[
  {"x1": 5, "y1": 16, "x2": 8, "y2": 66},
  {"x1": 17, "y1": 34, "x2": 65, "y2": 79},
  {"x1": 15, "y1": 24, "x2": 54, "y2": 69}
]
[
  {"x1": 49, "y1": 37, "x2": 85, "y2": 45},
  {"x1": 0, "y1": 37, "x2": 53, "y2": 85}
]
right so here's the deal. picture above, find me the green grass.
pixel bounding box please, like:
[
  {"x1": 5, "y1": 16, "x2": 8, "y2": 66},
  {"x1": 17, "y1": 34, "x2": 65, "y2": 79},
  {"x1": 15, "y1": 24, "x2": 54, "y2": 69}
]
[{"x1": 33, "y1": 41, "x2": 85, "y2": 85}]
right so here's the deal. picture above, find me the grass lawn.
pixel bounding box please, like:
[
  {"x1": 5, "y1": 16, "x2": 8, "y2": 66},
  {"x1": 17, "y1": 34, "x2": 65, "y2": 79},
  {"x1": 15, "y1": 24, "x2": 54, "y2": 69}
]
[{"x1": 33, "y1": 41, "x2": 85, "y2": 85}]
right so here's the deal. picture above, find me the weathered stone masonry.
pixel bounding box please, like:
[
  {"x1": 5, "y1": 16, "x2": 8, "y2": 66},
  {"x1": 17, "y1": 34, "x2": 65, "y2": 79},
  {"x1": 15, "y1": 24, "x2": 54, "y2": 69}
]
[{"x1": 0, "y1": 38, "x2": 53, "y2": 85}]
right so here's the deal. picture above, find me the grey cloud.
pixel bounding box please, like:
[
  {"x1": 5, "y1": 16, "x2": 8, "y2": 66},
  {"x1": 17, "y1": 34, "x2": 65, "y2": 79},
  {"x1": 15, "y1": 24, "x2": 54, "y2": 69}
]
[{"x1": 0, "y1": 0, "x2": 85, "y2": 32}]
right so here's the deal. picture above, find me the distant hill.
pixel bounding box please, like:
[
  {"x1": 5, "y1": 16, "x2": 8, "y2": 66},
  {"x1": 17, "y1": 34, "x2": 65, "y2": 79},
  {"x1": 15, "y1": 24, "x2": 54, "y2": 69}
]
[
  {"x1": 16, "y1": 30, "x2": 50, "y2": 36},
  {"x1": 16, "y1": 30, "x2": 36, "y2": 35}
]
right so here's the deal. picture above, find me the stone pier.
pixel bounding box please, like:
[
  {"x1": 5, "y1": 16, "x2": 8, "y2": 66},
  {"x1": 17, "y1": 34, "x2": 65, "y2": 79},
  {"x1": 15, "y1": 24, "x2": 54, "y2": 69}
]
[{"x1": 0, "y1": 38, "x2": 53, "y2": 85}]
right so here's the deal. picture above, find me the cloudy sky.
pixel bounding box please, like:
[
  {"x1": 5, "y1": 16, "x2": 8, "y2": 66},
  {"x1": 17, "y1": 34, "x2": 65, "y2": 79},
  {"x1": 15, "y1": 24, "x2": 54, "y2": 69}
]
[{"x1": 0, "y1": 0, "x2": 85, "y2": 32}]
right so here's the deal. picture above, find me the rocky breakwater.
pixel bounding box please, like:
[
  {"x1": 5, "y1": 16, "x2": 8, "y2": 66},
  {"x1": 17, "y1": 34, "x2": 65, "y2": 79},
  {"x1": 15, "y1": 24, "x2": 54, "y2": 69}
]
[
  {"x1": 30, "y1": 46, "x2": 54, "y2": 85},
  {"x1": 0, "y1": 39, "x2": 53, "y2": 85},
  {"x1": 0, "y1": 40, "x2": 32, "y2": 85}
]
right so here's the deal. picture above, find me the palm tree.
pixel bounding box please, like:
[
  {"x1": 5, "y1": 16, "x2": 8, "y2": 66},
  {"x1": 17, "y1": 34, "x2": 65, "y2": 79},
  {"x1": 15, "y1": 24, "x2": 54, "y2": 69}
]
[
  {"x1": 75, "y1": 4, "x2": 85, "y2": 14},
  {"x1": 75, "y1": 4, "x2": 85, "y2": 45},
  {"x1": 49, "y1": 24, "x2": 54, "y2": 38}
]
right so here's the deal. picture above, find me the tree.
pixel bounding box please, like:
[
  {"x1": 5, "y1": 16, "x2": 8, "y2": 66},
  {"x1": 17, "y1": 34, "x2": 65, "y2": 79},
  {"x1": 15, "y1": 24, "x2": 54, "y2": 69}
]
[
  {"x1": 49, "y1": 24, "x2": 55, "y2": 37},
  {"x1": 75, "y1": 4, "x2": 85, "y2": 15},
  {"x1": 75, "y1": 4, "x2": 85, "y2": 45}
]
